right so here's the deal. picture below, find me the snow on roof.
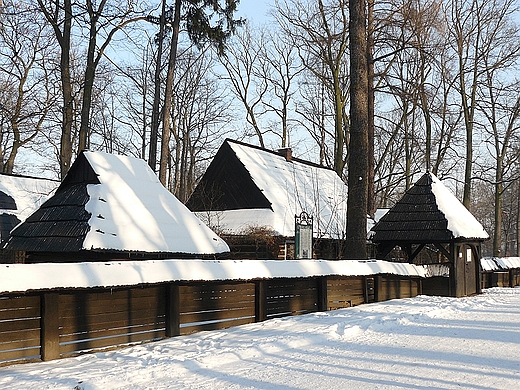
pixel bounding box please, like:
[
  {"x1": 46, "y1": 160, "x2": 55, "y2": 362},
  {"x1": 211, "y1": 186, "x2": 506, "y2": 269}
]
[
  {"x1": 81, "y1": 151, "x2": 229, "y2": 254},
  {"x1": 481, "y1": 257, "x2": 501, "y2": 272},
  {"x1": 0, "y1": 173, "x2": 57, "y2": 222},
  {"x1": 0, "y1": 259, "x2": 426, "y2": 294},
  {"x1": 430, "y1": 173, "x2": 489, "y2": 239},
  {"x1": 225, "y1": 142, "x2": 348, "y2": 239},
  {"x1": 481, "y1": 257, "x2": 520, "y2": 271}
]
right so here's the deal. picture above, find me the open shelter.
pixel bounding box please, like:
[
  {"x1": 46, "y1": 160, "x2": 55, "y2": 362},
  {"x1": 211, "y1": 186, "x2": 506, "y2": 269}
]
[{"x1": 370, "y1": 172, "x2": 488, "y2": 297}]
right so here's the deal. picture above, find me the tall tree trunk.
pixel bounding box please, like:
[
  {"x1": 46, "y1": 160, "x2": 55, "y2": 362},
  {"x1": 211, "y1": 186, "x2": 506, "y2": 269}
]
[
  {"x1": 367, "y1": 0, "x2": 375, "y2": 218},
  {"x1": 149, "y1": 0, "x2": 167, "y2": 172},
  {"x1": 494, "y1": 161, "x2": 503, "y2": 257},
  {"x1": 159, "y1": 0, "x2": 181, "y2": 185},
  {"x1": 37, "y1": 0, "x2": 74, "y2": 179},
  {"x1": 60, "y1": 1, "x2": 74, "y2": 179},
  {"x1": 345, "y1": 0, "x2": 368, "y2": 259},
  {"x1": 78, "y1": 0, "x2": 102, "y2": 152},
  {"x1": 517, "y1": 180, "x2": 520, "y2": 257}
]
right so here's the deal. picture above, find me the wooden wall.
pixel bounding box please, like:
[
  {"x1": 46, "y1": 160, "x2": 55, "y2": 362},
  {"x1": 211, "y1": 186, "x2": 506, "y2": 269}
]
[{"x1": 0, "y1": 274, "x2": 422, "y2": 366}]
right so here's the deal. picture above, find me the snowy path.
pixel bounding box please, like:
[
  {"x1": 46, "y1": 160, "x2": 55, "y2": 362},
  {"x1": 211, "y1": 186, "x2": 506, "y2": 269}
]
[{"x1": 2, "y1": 288, "x2": 520, "y2": 389}]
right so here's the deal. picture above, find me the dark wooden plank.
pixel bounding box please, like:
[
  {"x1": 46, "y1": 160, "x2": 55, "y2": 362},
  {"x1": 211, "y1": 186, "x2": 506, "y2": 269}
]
[
  {"x1": 59, "y1": 321, "x2": 166, "y2": 343},
  {"x1": 179, "y1": 307, "x2": 255, "y2": 324},
  {"x1": 0, "y1": 318, "x2": 40, "y2": 333},
  {"x1": 180, "y1": 317, "x2": 254, "y2": 335},
  {"x1": 60, "y1": 329, "x2": 166, "y2": 355},
  {"x1": 58, "y1": 293, "x2": 165, "y2": 317},
  {"x1": 0, "y1": 305, "x2": 40, "y2": 321},
  {"x1": 60, "y1": 310, "x2": 166, "y2": 334},
  {"x1": 180, "y1": 297, "x2": 256, "y2": 313},
  {"x1": 0, "y1": 334, "x2": 40, "y2": 351},
  {"x1": 181, "y1": 282, "x2": 256, "y2": 293},
  {"x1": 0, "y1": 346, "x2": 41, "y2": 362},
  {"x1": 0, "y1": 295, "x2": 40, "y2": 310},
  {"x1": 0, "y1": 329, "x2": 40, "y2": 350}
]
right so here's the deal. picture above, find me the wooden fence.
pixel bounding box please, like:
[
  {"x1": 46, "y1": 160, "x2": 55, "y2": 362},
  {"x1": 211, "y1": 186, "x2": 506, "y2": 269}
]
[
  {"x1": 0, "y1": 274, "x2": 421, "y2": 366},
  {"x1": 481, "y1": 269, "x2": 520, "y2": 289}
]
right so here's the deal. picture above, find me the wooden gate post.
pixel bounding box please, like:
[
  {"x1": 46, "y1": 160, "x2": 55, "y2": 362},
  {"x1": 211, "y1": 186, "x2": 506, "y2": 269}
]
[{"x1": 41, "y1": 293, "x2": 60, "y2": 361}]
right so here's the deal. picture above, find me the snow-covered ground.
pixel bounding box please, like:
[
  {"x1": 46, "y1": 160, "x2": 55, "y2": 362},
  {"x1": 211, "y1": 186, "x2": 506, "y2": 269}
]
[{"x1": 2, "y1": 287, "x2": 519, "y2": 390}]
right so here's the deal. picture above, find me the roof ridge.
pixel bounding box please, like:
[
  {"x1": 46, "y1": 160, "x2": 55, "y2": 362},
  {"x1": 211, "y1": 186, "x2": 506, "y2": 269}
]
[{"x1": 224, "y1": 138, "x2": 337, "y2": 172}]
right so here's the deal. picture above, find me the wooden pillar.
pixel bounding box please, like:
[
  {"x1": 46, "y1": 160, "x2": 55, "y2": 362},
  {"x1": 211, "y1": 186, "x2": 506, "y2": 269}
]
[
  {"x1": 255, "y1": 280, "x2": 267, "y2": 322},
  {"x1": 449, "y1": 242, "x2": 457, "y2": 297},
  {"x1": 317, "y1": 276, "x2": 328, "y2": 312},
  {"x1": 41, "y1": 293, "x2": 60, "y2": 361},
  {"x1": 166, "y1": 283, "x2": 180, "y2": 337}
]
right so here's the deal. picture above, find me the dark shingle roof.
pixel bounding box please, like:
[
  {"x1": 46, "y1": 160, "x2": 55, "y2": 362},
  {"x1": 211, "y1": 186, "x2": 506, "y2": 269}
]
[
  {"x1": 4, "y1": 183, "x2": 91, "y2": 252},
  {"x1": 371, "y1": 173, "x2": 487, "y2": 243}
]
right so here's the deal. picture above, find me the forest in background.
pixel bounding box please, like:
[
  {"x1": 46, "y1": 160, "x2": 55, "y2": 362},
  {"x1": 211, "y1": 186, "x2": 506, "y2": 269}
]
[{"x1": 1, "y1": 0, "x2": 520, "y2": 257}]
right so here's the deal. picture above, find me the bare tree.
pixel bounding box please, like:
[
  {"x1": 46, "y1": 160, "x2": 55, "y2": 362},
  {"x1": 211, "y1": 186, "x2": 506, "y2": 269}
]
[
  {"x1": 0, "y1": 1, "x2": 57, "y2": 174},
  {"x1": 218, "y1": 22, "x2": 269, "y2": 147},
  {"x1": 261, "y1": 29, "x2": 303, "y2": 147},
  {"x1": 169, "y1": 47, "x2": 233, "y2": 202},
  {"x1": 75, "y1": 0, "x2": 147, "y2": 153},
  {"x1": 275, "y1": 0, "x2": 350, "y2": 177}
]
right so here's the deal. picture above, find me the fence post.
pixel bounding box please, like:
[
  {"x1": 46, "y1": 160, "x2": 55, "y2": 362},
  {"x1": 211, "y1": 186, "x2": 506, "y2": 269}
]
[
  {"x1": 166, "y1": 283, "x2": 180, "y2": 337},
  {"x1": 41, "y1": 293, "x2": 60, "y2": 361},
  {"x1": 374, "y1": 275, "x2": 383, "y2": 302},
  {"x1": 255, "y1": 280, "x2": 267, "y2": 322},
  {"x1": 317, "y1": 276, "x2": 328, "y2": 312}
]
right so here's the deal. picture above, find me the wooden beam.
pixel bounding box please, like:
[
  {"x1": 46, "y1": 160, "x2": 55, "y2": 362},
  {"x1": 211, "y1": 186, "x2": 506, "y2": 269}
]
[
  {"x1": 409, "y1": 244, "x2": 426, "y2": 263},
  {"x1": 433, "y1": 242, "x2": 453, "y2": 260}
]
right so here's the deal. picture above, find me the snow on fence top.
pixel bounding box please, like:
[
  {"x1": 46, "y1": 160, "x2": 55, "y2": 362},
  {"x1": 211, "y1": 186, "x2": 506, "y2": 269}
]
[
  {"x1": 481, "y1": 257, "x2": 520, "y2": 271},
  {"x1": 0, "y1": 259, "x2": 426, "y2": 294}
]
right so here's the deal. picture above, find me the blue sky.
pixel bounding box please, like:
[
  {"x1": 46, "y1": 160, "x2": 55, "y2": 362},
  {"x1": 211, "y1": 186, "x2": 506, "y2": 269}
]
[{"x1": 237, "y1": 0, "x2": 272, "y2": 24}]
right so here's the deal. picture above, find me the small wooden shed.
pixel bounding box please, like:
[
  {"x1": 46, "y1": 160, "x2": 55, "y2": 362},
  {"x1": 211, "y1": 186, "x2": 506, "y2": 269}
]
[
  {"x1": 370, "y1": 172, "x2": 489, "y2": 297},
  {"x1": 2, "y1": 150, "x2": 229, "y2": 263}
]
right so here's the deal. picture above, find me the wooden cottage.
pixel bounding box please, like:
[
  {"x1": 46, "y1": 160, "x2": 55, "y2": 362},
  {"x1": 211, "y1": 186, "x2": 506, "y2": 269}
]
[
  {"x1": 186, "y1": 139, "x2": 349, "y2": 259},
  {"x1": 2, "y1": 151, "x2": 229, "y2": 263},
  {"x1": 370, "y1": 172, "x2": 489, "y2": 297}
]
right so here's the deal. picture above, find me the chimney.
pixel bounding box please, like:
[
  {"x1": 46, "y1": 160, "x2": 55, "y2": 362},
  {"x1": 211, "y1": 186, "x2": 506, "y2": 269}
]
[{"x1": 277, "y1": 148, "x2": 292, "y2": 161}]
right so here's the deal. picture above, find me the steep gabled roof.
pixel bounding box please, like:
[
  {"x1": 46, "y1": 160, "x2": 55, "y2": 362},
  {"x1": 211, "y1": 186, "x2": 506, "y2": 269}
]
[
  {"x1": 371, "y1": 172, "x2": 488, "y2": 243},
  {"x1": 187, "y1": 139, "x2": 348, "y2": 239},
  {"x1": 4, "y1": 151, "x2": 229, "y2": 255},
  {"x1": 0, "y1": 173, "x2": 58, "y2": 242}
]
